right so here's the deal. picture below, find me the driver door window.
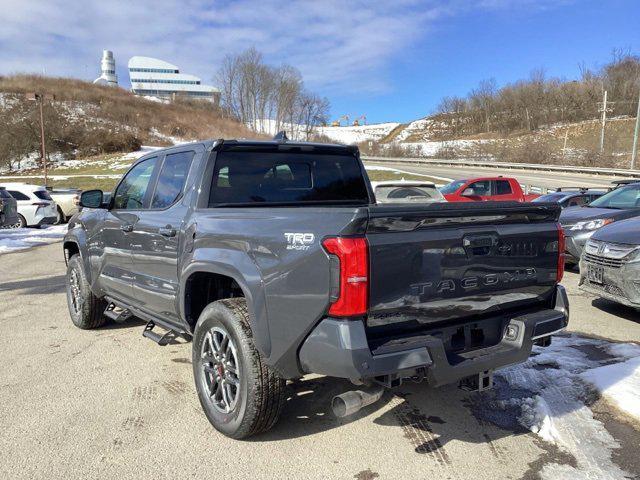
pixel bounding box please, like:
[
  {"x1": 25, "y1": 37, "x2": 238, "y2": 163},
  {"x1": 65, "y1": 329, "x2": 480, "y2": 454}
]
[{"x1": 113, "y1": 157, "x2": 158, "y2": 210}]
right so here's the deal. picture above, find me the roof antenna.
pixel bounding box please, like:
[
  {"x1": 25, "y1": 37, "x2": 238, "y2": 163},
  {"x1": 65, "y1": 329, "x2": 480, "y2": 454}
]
[{"x1": 273, "y1": 131, "x2": 288, "y2": 142}]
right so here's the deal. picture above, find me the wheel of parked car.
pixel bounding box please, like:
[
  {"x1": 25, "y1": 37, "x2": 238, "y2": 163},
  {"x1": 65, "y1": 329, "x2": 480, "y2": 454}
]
[
  {"x1": 192, "y1": 298, "x2": 286, "y2": 439},
  {"x1": 12, "y1": 214, "x2": 27, "y2": 229},
  {"x1": 65, "y1": 255, "x2": 108, "y2": 329},
  {"x1": 54, "y1": 206, "x2": 65, "y2": 225}
]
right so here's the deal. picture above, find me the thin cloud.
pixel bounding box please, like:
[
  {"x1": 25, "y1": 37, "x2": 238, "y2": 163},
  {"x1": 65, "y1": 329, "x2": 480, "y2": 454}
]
[{"x1": 0, "y1": 0, "x2": 574, "y2": 94}]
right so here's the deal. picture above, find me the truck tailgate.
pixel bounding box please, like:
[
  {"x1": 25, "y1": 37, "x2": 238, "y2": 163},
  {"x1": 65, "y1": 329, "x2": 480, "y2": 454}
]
[{"x1": 365, "y1": 202, "x2": 561, "y2": 332}]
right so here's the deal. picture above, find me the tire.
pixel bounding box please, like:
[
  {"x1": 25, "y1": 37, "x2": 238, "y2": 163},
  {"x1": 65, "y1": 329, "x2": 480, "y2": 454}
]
[
  {"x1": 65, "y1": 255, "x2": 108, "y2": 329},
  {"x1": 192, "y1": 298, "x2": 286, "y2": 439},
  {"x1": 13, "y1": 214, "x2": 26, "y2": 229},
  {"x1": 54, "y1": 207, "x2": 65, "y2": 225}
]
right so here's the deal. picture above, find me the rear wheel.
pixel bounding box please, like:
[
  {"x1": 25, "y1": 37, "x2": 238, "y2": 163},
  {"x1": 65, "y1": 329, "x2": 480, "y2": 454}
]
[
  {"x1": 11, "y1": 214, "x2": 26, "y2": 229},
  {"x1": 54, "y1": 207, "x2": 65, "y2": 225},
  {"x1": 65, "y1": 255, "x2": 108, "y2": 329},
  {"x1": 192, "y1": 298, "x2": 286, "y2": 439}
]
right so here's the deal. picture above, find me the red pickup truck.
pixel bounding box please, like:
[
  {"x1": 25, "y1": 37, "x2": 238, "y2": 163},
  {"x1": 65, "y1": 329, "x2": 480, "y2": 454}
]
[{"x1": 440, "y1": 177, "x2": 540, "y2": 202}]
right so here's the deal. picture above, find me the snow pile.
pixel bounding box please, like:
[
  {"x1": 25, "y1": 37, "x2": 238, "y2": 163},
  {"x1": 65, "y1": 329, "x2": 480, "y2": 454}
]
[
  {"x1": 475, "y1": 335, "x2": 640, "y2": 480},
  {"x1": 0, "y1": 225, "x2": 68, "y2": 254},
  {"x1": 581, "y1": 356, "x2": 640, "y2": 420}
]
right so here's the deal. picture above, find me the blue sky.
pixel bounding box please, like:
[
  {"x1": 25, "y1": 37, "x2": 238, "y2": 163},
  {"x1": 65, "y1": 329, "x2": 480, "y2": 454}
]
[{"x1": 1, "y1": 0, "x2": 638, "y2": 123}]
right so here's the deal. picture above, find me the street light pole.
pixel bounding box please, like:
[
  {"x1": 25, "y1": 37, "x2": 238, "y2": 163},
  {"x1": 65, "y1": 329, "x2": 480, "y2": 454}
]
[
  {"x1": 25, "y1": 92, "x2": 53, "y2": 187},
  {"x1": 38, "y1": 95, "x2": 47, "y2": 186},
  {"x1": 632, "y1": 90, "x2": 640, "y2": 170}
]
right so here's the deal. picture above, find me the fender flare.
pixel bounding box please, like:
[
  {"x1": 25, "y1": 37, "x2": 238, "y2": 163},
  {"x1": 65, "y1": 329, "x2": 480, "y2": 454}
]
[
  {"x1": 63, "y1": 228, "x2": 91, "y2": 282},
  {"x1": 180, "y1": 257, "x2": 271, "y2": 358}
]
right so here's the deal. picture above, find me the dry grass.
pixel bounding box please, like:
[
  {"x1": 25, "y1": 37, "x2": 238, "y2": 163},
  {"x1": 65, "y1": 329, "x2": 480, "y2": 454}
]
[
  {"x1": 0, "y1": 75, "x2": 257, "y2": 141},
  {"x1": 0, "y1": 75, "x2": 264, "y2": 170}
]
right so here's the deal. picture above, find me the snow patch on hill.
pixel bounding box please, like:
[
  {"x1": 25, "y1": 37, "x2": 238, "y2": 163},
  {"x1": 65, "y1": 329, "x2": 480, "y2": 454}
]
[{"x1": 250, "y1": 119, "x2": 400, "y2": 145}]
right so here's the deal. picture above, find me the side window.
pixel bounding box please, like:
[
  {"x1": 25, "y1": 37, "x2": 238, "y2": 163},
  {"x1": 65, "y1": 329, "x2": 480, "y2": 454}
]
[
  {"x1": 113, "y1": 157, "x2": 158, "y2": 210},
  {"x1": 567, "y1": 196, "x2": 587, "y2": 207},
  {"x1": 467, "y1": 181, "x2": 491, "y2": 196},
  {"x1": 151, "y1": 151, "x2": 195, "y2": 209},
  {"x1": 7, "y1": 190, "x2": 29, "y2": 201},
  {"x1": 494, "y1": 180, "x2": 513, "y2": 195}
]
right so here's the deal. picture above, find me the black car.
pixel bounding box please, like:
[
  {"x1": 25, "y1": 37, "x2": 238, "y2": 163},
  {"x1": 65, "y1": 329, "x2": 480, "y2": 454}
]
[
  {"x1": 533, "y1": 188, "x2": 605, "y2": 209},
  {"x1": 559, "y1": 182, "x2": 640, "y2": 264},
  {"x1": 0, "y1": 187, "x2": 19, "y2": 228}
]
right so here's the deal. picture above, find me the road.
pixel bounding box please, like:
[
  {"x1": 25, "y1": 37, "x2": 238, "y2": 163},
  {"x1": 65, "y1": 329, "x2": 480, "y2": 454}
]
[
  {"x1": 1, "y1": 242, "x2": 639, "y2": 480},
  {"x1": 364, "y1": 159, "x2": 628, "y2": 190}
]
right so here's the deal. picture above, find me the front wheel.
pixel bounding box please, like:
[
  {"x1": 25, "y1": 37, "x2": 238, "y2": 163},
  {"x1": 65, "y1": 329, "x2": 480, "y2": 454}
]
[
  {"x1": 65, "y1": 255, "x2": 108, "y2": 329},
  {"x1": 192, "y1": 298, "x2": 286, "y2": 439}
]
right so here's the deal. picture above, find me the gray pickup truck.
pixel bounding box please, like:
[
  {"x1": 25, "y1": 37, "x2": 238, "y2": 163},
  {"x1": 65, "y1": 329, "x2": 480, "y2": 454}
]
[{"x1": 63, "y1": 137, "x2": 569, "y2": 439}]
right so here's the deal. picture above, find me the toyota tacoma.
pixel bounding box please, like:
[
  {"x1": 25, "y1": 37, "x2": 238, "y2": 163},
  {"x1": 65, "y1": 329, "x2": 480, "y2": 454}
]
[{"x1": 63, "y1": 137, "x2": 569, "y2": 439}]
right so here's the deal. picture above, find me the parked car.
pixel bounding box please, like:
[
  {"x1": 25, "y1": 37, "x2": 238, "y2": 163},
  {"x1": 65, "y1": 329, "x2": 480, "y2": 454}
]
[
  {"x1": 47, "y1": 187, "x2": 81, "y2": 223},
  {"x1": 579, "y1": 216, "x2": 640, "y2": 309},
  {"x1": 371, "y1": 180, "x2": 446, "y2": 204},
  {"x1": 533, "y1": 188, "x2": 605, "y2": 209},
  {"x1": 0, "y1": 187, "x2": 19, "y2": 228},
  {"x1": 439, "y1": 176, "x2": 540, "y2": 202},
  {"x1": 560, "y1": 182, "x2": 640, "y2": 265},
  {"x1": 610, "y1": 179, "x2": 639, "y2": 190},
  {"x1": 0, "y1": 183, "x2": 58, "y2": 228},
  {"x1": 63, "y1": 138, "x2": 568, "y2": 439}
]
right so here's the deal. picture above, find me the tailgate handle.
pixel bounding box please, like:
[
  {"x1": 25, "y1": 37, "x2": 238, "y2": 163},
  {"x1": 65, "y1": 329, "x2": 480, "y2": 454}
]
[{"x1": 463, "y1": 235, "x2": 497, "y2": 255}]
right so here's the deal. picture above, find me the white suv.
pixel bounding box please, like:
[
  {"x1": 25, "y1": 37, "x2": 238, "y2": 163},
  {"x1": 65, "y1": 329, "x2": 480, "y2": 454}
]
[{"x1": 0, "y1": 183, "x2": 59, "y2": 228}]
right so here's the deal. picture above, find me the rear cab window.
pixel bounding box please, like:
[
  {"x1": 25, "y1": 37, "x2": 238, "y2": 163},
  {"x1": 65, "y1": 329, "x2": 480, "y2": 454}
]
[
  {"x1": 208, "y1": 149, "x2": 369, "y2": 206},
  {"x1": 494, "y1": 180, "x2": 512, "y2": 195}
]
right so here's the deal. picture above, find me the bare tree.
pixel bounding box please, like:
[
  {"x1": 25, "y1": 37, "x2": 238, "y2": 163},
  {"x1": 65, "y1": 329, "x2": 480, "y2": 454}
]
[{"x1": 217, "y1": 49, "x2": 329, "y2": 139}]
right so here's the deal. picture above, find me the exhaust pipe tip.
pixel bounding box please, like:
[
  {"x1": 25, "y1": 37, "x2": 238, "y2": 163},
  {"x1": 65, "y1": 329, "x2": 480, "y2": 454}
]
[{"x1": 331, "y1": 387, "x2": 384, "y2": 418}]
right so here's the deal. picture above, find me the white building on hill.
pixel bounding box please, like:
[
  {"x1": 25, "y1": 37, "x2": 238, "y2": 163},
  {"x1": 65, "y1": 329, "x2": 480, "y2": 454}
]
[
  {"x1": 128, "y1": 56, "x2": 219, "y2": 103},
  {"x1": 93, "y1": 50, "x2": 118, "y2": 86}
]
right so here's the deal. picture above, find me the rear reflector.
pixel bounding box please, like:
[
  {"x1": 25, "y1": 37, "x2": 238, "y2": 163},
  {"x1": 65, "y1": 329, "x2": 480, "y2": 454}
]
[
  {"x1": 556, "y1": 223, "x2": 565, "y2": 282},
  {"x1": 322, "y1": 237, "x2": 368, "y2": 317}
]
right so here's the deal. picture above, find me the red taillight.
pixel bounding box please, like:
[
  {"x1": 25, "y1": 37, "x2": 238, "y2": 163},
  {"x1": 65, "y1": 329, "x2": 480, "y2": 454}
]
[
  {"x1": 556, "y1": 223, "x2": 565, "y2": 282},
  {"x1": 322, "y1": 236, "x2": 368, "y2": 317}
]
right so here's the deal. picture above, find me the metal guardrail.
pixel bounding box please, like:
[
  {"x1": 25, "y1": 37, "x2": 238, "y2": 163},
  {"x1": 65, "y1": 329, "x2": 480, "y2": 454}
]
[{"x1": 362, "y1": 156, "x2": 640, "y2": 178}]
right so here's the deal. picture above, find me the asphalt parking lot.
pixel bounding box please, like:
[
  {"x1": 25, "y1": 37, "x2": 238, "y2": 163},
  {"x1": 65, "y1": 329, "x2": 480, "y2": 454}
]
[{"x1": 1, "y1": 242, "x2": 639, "y2": 480}]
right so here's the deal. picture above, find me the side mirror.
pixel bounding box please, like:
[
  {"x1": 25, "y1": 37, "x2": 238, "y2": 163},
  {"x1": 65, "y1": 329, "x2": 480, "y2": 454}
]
[
  {"x1": 462, "y1": 188, "x2": 475, "y2": 196},
  {"x1": 80, "y1": 189, "x2": 105, "y2": 209}
]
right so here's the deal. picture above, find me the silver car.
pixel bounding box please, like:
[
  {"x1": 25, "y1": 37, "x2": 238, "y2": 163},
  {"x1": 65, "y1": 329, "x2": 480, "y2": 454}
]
[
  {"x1": 372, "y1": 181, "x2": 446, "y2": 204},
  {"x1": 579, "y1": 216, "x2": 640, "y2": 308}
]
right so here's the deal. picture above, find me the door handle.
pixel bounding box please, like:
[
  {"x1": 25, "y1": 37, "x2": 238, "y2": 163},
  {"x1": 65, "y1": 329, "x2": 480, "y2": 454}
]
[
  {"x1": 159, "y1": 226, "x2": 177, "y2": 238},
  {"x1": 120, "y1": 224, "x2": 134, "y2": 233}
]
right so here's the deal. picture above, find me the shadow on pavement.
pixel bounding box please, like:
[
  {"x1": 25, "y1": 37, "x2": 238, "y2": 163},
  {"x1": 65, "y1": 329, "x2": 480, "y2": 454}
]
[
  {"x1": 591, "y1": 298, "x2": 640, "y2": 324},
  {"x1": 251, "y1": 375, "x2": 530, "y2": 450},
  {"x1": 0, "y1": 275, "x2": 67, "y2": 295}
]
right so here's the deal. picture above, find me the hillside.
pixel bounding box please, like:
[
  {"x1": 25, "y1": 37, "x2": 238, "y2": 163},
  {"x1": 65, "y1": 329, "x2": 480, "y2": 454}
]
[{"x1": 0, "y1": 75, "x2": 260, "y2": 173}]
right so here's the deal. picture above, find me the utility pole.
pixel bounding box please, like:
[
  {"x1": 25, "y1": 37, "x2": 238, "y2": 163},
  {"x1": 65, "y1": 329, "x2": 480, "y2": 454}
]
[
  {"x1": 599, "y1": 90, "x2": 608, "y2": 154},
  {"x1": 26, "y1": 93, "x2": 54, "y2": 186},
  {"x1": 632, "y1": 89, "x2": 640, "y2": 170}
]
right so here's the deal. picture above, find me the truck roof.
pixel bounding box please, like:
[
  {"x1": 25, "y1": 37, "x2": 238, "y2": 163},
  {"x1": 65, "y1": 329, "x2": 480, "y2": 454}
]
[{"x1": 154, "y1": 138, "x2": 359, "y2": 155}]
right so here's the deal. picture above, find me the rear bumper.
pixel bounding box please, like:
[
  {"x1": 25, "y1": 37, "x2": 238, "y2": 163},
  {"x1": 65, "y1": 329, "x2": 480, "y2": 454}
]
[
  {"x1": 298, "y1": 285, "x2": 569, "y2": 384},
  {"x1": 36, "y1": 216, "x2": 57, "y2": 226}
]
